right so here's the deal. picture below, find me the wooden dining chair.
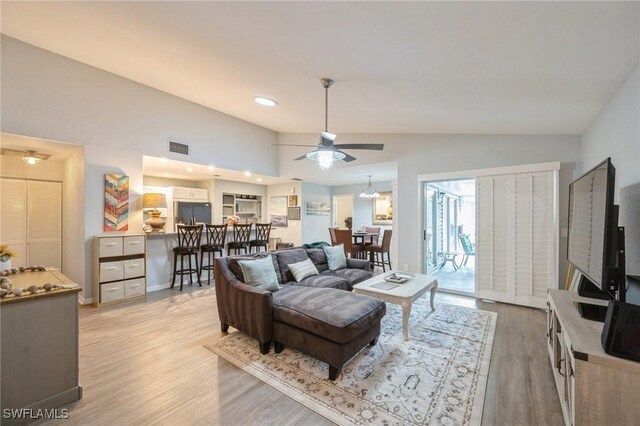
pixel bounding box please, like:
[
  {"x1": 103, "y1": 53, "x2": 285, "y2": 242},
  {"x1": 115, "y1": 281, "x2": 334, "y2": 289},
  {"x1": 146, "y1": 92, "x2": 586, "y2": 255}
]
[
  {"x1": 333, "y1": 229, "x2": 364, "y2": 259},
  {"x1": 365, "y1": 229, "x2": 393, "y2": 271},
  {"x1": 365, "y1": 226, "x2": 381, "y2": 245},
  {"x1": 328, "y1": 227, "x2": 338, "y2": 245}
]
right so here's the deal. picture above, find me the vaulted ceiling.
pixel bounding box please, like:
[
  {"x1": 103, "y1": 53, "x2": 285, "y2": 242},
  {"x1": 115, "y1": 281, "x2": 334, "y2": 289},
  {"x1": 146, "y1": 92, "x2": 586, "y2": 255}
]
[{"x1": 3, "y1": 1, "x2": 639, "y2": 136}]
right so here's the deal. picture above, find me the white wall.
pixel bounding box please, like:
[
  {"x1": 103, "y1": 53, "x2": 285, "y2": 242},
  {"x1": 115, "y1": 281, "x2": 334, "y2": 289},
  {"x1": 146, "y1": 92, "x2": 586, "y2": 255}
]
[
  {"x1": 333, "y1": 195, "x2": 353, "y2": 228},
  {"x1": 62, "y1": 150, "x2": 85, "y2": 289},
  {"x1": 301, "y1": 182, "x2": 332, "y2": 244},
  {"x1": 580, "y1": 65, "x2": 640, "y2": 275},
  {"x1": 1, "y1": 156, "x2": 65, "y2": 180},
  {"x1": 1, "y1": 36, "x2": 279, "y2": 302},
  {"x1": 267, "y1": 182, "x2": 302, "y2": 246}
]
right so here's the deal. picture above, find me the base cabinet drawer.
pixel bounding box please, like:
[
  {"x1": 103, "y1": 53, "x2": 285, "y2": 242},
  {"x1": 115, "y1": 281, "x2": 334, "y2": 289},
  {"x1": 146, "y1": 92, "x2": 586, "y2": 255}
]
[
  {"x1": 123, "y1": 258, "x2": 145, "y2": 278},
  {"x1": 99, "y1": 237, "x2": 123, "y2": 257},
  {"x1": 100, "y1": 281, "x2": 124, "y2": 303},
  {"x1": 100, "y1": 261, "x2": 124, "y2": 282},
  {"x1": 124, "y1": 278, "x2": 146, "y2": 298},
  {"x1": 123, "y1": 236, "x2": 145, "y2": 255}
]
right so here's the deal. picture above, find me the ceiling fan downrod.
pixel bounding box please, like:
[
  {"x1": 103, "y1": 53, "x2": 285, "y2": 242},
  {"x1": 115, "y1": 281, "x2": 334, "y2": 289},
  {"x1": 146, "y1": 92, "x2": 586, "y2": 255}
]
[{"x1": 321, "y1": 78, "x2": 333, "y2": 132}]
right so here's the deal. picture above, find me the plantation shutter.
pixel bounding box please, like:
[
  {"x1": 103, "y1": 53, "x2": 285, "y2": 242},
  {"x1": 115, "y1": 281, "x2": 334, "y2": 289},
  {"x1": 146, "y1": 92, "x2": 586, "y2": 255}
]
[{"x1": 476, "y1": 170, "x2": 556, "y2": 308}]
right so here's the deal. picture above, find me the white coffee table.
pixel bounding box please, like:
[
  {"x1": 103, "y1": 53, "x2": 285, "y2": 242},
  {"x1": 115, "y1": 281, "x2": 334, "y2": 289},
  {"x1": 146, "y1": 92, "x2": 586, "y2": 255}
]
[{"x1": 353, "y1": 272, "x2": 438, "y2": 341}]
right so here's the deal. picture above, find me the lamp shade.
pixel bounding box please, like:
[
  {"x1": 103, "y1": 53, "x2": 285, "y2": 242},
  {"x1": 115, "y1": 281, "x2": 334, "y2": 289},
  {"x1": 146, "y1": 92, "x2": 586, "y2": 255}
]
[{"x1": 143, "y1": 193, "x2": 167, "y2": 209}]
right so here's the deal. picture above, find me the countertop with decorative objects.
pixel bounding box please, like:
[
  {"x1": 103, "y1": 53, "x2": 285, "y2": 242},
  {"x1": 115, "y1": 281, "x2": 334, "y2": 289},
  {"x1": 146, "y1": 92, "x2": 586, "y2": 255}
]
[{"x1": 0, "y1": 266, "x2": 81, "y2": 304}]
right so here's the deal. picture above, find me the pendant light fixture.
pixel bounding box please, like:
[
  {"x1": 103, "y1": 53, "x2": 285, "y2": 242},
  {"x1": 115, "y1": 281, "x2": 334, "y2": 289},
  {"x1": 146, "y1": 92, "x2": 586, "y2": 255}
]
[{"x1": 359, "y1": 175, "x2": 380, "y2": 198}]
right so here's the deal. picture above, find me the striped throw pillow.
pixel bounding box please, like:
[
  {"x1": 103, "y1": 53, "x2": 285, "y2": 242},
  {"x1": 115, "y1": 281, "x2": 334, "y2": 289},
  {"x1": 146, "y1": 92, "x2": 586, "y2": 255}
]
[{"x1": 288, "y1": 258, "x2": 319, "y2": 282}]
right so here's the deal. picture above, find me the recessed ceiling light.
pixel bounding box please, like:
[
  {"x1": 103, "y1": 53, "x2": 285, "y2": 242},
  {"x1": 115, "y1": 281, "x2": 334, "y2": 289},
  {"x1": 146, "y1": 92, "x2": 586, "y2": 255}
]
[
  {"x1": 208, "y1": 165, "x2": 215, "y2": 171},
  {"x1": 244, "y1": 171, "x2": 251, "y2": 177},
  {"x1": 256, "y1": 178, "x2": 263, "y2": 182},
  {"x1": 254, "y1": 96, "x2": 278, "y2": 107},
  {"x1": 186, "y1": 168, "x2": 193, "y2": 173}
]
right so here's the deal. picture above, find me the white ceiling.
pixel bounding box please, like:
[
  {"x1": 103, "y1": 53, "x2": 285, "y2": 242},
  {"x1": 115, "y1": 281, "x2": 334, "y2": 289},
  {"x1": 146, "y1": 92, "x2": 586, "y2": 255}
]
[
  {"x1": 1, "y1": 132, "x2": 82, "y2": 161},
  {"x1": 3, "y1": 2, "x2": 639, "y2": 135}
]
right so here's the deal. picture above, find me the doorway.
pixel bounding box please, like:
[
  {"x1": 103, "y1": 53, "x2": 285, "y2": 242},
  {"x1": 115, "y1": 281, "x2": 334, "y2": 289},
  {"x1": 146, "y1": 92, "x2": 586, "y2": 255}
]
[
  {"x1": 332, "y1": 194, "x2": 354, "y2": 229},
  {"x1": 423, "y1": 179, "x2": 476, "y2": 294}
]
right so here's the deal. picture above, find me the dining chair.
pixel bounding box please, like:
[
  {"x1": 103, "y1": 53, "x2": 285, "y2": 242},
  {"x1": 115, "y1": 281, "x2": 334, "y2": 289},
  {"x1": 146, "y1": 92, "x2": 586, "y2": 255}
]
[
  {"x1": 172, "y1": 224, "x2": 203, "y2": 291},
  {"x1": 328, "y1": 227, "x2": 338, "y2": 245},
  {"x1": 227, "y1": 223, "x2": 253, "y2": 256},
  {"x1": 199, "y1": 224, "x2": 227, "y2": 285},
  {"x1": 365, "y1": 229, "x2": 393, "y2": 271},
  {"x1": 333, "y1": 229, "x2": 364, "y2": 259},
  {"x1": 250, "y1": 223, "x2": 272, "y2": 253},
  {"x1": 365, "y1": 226, "x2": 381, "y2": 245},
  {"x1": 458, "y1": 233, "x2": 475, "y2": 267}
]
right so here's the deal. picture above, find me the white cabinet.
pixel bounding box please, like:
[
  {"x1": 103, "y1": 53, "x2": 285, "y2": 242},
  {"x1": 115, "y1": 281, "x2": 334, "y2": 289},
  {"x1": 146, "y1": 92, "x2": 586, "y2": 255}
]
[
  {"x1": 547, "y1": 290, "x2": 640, "y2": 425},
  {"x1": 171, "y1": 186, "x2": 208, "y2": 201},
  {"x1": 93, "y1": 235, "x2": 147, "y2": 306}
]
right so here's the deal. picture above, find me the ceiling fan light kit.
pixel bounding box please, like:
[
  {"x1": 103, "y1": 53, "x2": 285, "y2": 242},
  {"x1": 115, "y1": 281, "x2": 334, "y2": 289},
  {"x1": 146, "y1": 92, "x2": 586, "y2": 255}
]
[
  {"x1": 285, "y1": 78, "x2": 384, "y2": 170},
  {"x1": 359, "y1": 175, "x2": 380, "y2": 198}
]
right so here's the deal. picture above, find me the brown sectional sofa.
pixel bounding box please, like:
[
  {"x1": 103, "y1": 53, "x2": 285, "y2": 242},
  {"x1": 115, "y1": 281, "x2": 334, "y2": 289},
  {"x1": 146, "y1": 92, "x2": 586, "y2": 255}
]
[{"x1": 214, "y1": 247, "x2": 386, "y2": 380}]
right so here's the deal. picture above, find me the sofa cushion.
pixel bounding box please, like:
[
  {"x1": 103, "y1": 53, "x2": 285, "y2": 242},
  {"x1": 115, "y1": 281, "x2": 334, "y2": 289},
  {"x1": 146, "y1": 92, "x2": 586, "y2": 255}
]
[
  {"x1": 324, "y1": 268, "x2": 372, "y2": 287},
  {"x1": 305, "y1": 248, "x2": 329, "y2": 273},
  {"x1": 272, "y1": 286, "x2": 386, "y2": 344},
  {"x1": 237, "y1": 255, "x2": 280, "y2": 292},
  {"x1": 288, "y1": 258, "x2": 319, "y2": 282},
  {"x1": 323, "y1": 244, "x2": 347, "y2": 271},
  {"x1": 228, "y1": 253, "x2": 282, "y2": 283},
  {"x1": 294, "y1": 274, "x2": 350, "y2": 291},
  {"x1": 275, "y1": 248, "x2": 310, "y2": 283}
]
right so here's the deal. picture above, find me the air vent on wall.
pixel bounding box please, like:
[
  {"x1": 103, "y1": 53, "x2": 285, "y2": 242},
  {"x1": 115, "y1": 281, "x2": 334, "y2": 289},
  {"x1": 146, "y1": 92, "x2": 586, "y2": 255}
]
[{"x1": 168, "y1": 140, "x2": 190, "y2": 156}]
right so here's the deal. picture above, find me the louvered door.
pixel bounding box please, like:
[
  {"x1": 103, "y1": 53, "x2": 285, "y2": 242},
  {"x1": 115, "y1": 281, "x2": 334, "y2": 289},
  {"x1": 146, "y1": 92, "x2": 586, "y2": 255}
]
[
  {"x1": 0, "y1": 178, "x2": 28, "y2": 266},
  {"x1": 476, "y1": 171, "x2": 555, "y2": 308},
  {"x1": 27, "y1": 181, "x2": 62, "y2": 268}
]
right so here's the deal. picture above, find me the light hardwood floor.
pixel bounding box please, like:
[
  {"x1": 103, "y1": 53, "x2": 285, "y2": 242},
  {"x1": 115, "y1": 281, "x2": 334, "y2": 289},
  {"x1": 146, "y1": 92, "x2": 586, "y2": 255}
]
[{"x1": 45, "y1": 284, "x2": 563, "y2": 425}]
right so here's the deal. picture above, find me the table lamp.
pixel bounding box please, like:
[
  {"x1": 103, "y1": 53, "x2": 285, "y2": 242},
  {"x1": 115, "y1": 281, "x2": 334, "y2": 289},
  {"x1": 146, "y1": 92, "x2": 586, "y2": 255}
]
[{"x1": 143, "y1": 193, "x2": 167, "y2": 233}]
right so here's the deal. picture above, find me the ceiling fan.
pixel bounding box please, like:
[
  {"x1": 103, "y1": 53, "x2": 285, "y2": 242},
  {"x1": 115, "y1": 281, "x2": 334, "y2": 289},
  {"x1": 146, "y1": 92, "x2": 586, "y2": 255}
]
[
  {"x1": 278, "y1": 78, "x2": 384, "y2": 170},
  {"x1": 1, "y1": 147, "x2": 51, "y2": 165}
]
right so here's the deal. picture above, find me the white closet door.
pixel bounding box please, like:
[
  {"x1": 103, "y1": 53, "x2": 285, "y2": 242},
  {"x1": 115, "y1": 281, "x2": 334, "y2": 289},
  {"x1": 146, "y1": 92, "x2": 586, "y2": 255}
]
[
  {"x1": 0, "y1": 178, "x2": 28, "y2": 267},
  {"x1": 476, "y1": 171, "x2": 555, "y2": 308},
  {"x1": 27, "y1": 181, "x2": 62, "y2": 269}
]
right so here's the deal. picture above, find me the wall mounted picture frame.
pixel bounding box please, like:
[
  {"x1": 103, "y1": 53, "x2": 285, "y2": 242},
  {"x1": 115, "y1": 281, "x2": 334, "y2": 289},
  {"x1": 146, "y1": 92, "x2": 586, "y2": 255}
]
[
  {"x1": 104, "y1": 174, "x2": 129, "y2": 231},
  {"x1": 288, "y1": 195, "x2": 298, "y2": 207},
  {"x1": 306, "y1": 200, "x2": 330, "y2": 216},
  {"x1": 271, "y1": 215, "x2": 288, "y2": 227},
  {"x1": 270, "y1": 196, "x2": 288, "y2": 227},
  {"x1": 288, "y1": 206, "x2": 301, "y2": 220},
  {"x1": 372, "y1": 191, "x2": 393, "y2": 225}
]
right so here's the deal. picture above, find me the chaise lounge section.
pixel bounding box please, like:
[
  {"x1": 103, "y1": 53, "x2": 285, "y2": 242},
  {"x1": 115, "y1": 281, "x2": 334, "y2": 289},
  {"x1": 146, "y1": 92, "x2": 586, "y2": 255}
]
[{"x1": 214, "y1": 246, "x2": 386, "y2": 379}]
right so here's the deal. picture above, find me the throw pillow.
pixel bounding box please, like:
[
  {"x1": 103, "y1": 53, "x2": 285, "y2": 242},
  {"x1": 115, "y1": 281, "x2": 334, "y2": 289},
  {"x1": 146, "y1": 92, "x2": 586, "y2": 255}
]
[
  {"x1": 323, "y1": 244, "x2": 347, "y2": 271},
  {"x1": 237, "y1": 255, "x2": 280, "y2": 291},
  {"x1": 288, "y1": 258, "x2": 319, "y2": 282}
]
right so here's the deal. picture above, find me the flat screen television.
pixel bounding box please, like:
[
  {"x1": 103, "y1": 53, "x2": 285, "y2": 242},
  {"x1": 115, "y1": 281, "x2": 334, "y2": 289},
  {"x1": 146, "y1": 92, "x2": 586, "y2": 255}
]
[{"x1": 567, "y1": 158, "x2": 625, "y2": 302}]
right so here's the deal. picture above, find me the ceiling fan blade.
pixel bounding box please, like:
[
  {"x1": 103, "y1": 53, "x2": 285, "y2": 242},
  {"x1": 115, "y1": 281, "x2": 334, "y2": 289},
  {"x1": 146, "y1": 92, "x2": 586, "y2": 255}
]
[
  {"x1": 339, "y1": 151, "x2": 357, "y2": 162},
  {"x1": 293, "y1": 154, "x2": 309, "y2": 161},
  {"x1": 0, "y1": 148, "x2": 25, "y2": 156},
  {"x1": 333, "y1": 143, "x2": 384, "y2": 151},
  {"x1": 274, "y1": 144, "x2": 318, "y2": 148}
]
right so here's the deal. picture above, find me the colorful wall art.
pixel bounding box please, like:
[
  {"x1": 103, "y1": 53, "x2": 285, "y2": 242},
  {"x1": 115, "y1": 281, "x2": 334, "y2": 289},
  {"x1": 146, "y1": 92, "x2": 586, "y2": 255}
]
[{"x1": 104, "y1": 174, "x2": 129, "y2": 231}]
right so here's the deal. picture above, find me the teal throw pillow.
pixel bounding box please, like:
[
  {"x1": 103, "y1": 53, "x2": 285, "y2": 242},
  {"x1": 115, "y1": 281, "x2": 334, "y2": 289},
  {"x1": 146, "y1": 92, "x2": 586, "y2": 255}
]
[
  {"x1": 323, "y1": 244, "x2": 347, "y2": 271},
  {"x1": 288, "y1": 258, "x2": 319, "y2": 282},
  {"x1": 238, "y1": 255, "x2": 280, "y2": 291}
]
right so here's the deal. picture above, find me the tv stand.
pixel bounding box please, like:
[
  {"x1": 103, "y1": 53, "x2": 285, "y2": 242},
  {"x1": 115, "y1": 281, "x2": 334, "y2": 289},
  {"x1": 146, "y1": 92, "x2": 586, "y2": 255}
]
[{"x1": 547, "y1": 290, "x2": 640, "y2": 425}]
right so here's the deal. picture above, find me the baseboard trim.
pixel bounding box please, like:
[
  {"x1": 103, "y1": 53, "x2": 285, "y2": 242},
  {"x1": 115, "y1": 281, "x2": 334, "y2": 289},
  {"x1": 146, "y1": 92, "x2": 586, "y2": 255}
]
[
  {"x1": 147, "y1": 282, "x2": 173, "y2": 293},
  {"x1": 78, "y1": 295, "x2": 93, "y2": 305}
]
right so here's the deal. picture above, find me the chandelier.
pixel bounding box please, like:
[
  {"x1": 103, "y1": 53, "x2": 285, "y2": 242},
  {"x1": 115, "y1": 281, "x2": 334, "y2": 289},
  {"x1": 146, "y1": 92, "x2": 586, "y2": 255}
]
[{"x1": 359, "y1": 175, "x2": 380, "y2": 198}]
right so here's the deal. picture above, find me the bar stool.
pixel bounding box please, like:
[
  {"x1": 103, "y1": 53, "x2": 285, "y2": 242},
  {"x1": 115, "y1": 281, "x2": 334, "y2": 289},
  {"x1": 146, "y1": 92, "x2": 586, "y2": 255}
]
[
  {"x1": 249, "y1": 223, "x2": 272, "y2": 253},
  {"x1": 171, "y1": 224, "x2": 202, "y2": 291},
  {"x1": 227, "y1": 223, "x2": 252, "y2": 256},
  {"x1": 200, "y1": 224, "x2": 227, "y2": 285}
]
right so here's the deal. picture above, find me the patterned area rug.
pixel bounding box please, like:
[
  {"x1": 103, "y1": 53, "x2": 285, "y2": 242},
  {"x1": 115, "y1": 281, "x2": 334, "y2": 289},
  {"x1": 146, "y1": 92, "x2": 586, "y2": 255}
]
[{"x1": 205, "y1": 301, "x2": 497, "y2": 426}]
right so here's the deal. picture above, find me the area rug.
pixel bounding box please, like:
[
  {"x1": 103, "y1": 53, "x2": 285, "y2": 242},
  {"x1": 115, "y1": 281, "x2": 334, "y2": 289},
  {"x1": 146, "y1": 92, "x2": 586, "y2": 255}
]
[{"x1": 205, "y1": 301, "x2": 497, "y2": 426}]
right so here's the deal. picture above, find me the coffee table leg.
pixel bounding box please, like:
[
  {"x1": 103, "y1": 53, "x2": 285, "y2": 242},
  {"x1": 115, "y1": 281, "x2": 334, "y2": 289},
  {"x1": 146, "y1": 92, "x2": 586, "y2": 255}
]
[
  {"x1": 402, "y1": 302, "x2": 412, "y2": 341},
  {"x1": 430, "y1": 281, "x2": 438, "y2": 311}
]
